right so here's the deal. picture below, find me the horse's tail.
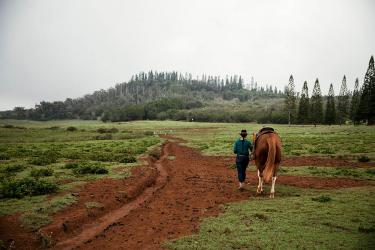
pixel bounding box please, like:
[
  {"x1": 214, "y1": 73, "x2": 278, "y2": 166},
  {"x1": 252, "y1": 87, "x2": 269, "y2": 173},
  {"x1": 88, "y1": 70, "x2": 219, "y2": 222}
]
[{"x1": 263, "y1": 137, "x2": 277, "y2": 183}]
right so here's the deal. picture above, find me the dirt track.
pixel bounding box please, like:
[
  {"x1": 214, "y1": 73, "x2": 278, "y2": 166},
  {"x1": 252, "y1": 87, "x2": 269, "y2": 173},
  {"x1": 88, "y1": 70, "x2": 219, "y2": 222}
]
[{"x1": 0, "y1": 137, "x2": 373, "y2": 249}]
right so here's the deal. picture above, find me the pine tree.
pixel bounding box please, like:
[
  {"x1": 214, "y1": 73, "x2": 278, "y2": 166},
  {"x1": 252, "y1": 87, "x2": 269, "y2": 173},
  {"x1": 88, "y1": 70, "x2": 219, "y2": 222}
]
[
  {"x1": 337, "y1": 75, "x2": 350, "y2": 125},
  {"x1": 357, "y1": 56, "x2": 375, "y2": 124},
  {"x1": 350, "y1": 78, "x2": 360, "y2": 122},
  {"x1": 325, "y1": 84, "x2": 336, "y2": 125},
  {"x1": 285, "y1": 75, "x2": 297, "y2": 125},
  {"x1": 310, "y1": 78, "x2": 323, "y2": 126},
  {"x1": 297, "y1": 81, "x2": 310, "y2": 124}
]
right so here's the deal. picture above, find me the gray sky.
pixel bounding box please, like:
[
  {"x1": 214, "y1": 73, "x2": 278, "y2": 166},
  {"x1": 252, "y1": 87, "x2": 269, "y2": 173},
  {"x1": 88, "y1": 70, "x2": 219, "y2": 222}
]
[{"x1": 0, "y1": 0, "x2": 374, "y2": 110}]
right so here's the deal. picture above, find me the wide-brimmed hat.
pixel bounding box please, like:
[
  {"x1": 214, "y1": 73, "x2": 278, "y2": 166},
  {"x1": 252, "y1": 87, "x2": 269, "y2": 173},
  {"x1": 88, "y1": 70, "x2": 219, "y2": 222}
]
[{"x1": 240, "y1": 129, "x2": 248, "y2": 137}]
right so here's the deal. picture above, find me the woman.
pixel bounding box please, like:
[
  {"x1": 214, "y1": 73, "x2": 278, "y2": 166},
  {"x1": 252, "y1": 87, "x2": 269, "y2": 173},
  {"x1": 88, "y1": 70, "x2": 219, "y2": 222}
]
[{"x1": 233, "y1": 129, "x2": 253, "y2": 190}]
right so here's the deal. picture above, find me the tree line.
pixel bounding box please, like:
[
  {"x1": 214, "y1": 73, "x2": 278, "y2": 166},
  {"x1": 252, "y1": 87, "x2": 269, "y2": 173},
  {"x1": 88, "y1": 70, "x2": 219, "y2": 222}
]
[
  {"x1": 0, "y1": 71, "x2": 283, "y2": 121},
  {"x1": 284, "y1": 56, "x2": 375, "y2": 125}
]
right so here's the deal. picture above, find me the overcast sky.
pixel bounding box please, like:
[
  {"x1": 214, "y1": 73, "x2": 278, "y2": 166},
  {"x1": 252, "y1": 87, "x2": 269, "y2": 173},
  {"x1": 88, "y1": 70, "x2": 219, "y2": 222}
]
[{"x1": 0, "y1": 0, "x2": 374, "y2": 110}]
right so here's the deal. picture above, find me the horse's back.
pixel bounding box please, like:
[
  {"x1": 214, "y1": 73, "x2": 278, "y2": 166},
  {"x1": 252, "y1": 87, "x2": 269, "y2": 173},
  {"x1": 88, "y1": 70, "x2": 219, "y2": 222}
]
[{"x1": 255, "y1": 132, "x2": 282, "y2": 169}]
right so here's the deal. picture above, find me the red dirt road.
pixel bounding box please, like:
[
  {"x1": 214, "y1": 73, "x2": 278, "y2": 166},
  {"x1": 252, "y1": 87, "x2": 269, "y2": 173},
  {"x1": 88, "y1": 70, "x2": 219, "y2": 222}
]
[{"x1": 0, "y1": 138, "x2": 373, "y2": 249}]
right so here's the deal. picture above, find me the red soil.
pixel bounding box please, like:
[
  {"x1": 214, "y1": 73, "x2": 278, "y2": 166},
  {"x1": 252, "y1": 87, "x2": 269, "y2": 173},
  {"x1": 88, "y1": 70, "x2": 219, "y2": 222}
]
[{"x1": 0, "y1": 137, "x2": 373, "y2": 250}]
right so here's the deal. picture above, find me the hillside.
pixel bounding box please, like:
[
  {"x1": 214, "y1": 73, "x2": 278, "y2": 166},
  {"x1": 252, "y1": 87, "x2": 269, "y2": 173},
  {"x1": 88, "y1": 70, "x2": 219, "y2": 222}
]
[{"x1": 0, "y1": 71, "x2": 285, "y2": 123}]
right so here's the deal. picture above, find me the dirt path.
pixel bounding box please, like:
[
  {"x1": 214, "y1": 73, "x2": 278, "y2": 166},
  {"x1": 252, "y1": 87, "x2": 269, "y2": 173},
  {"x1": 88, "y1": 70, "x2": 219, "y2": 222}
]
[{"x1": 0, "y1": 137, "x2": 373, "y2": 250}]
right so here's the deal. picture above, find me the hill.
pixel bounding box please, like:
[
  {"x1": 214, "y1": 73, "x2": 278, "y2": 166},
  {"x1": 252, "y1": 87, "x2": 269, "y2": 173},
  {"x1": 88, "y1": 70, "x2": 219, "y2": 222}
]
[{"x1": 0, "y1": 71, "x2": 285, "y2": 123}]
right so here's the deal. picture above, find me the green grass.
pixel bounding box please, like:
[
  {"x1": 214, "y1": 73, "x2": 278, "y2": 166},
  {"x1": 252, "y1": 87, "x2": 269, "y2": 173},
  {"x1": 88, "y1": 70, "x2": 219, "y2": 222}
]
[
  {"x1": 1, "y1": 119, "x2": 375, "y2": 242},
  {"x1": 172, "y1": 123, "x2": 375, "y2": 158},
  {"x1": 0, "y1": 119, "x2": 163, "y2": 229},
  {"x1": 18, "y1": 193, "x2": 76, "y2": 230},
  {"x1": 165, "y1": 186, "x2": 375, "y2": 250},
  {"x1": 279, "y1": 166, "x2": 375, "y2": 181}
]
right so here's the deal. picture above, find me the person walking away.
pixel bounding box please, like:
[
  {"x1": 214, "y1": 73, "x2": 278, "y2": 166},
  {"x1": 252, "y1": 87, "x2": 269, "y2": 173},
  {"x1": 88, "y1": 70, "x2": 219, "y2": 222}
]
[{"x1": 233, "y1": 130, "x2": 253, "y2": 190}]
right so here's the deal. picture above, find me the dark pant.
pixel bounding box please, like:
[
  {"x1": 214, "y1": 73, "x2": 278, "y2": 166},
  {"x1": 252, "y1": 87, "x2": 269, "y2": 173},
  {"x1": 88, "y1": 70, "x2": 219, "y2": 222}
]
[{"x1": 236, "y1": 155, "x2": 249, "y2": 182}]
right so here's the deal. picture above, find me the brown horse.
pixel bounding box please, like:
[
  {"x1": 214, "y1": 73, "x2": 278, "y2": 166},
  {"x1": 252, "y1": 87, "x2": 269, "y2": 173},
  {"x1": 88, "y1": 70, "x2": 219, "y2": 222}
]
[{"x1": 252, "y1": 128, "x2": 282, "y2": 198}]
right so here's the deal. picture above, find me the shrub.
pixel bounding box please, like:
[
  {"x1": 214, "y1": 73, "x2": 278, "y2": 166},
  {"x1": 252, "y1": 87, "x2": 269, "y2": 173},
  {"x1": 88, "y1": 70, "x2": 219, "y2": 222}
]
[
  {"x1": 3, "y1": 124, "x2": 14, "y2": 128},
  {"x1": 144, "y1": 131, "x2": 154, "y2": 136},
  {"x1": 63, "y1": 162, "x2": 79, "y2": 169},
  {"x1": 72, "y1": 163, "x2": 108, "y2": 175},
  {"x1": 88, "y1": 152, "x2": 114, "y2": 162},
  {"x1": 149, "y1": 148, "x2": 161, "y2": 159},
  {"x1": 94, "y1": 134, "x2": 112, "y2": 140},
  {"x1": 66, "y1": 126, "x2": 77, "y2": 132},
  {"x1": 2, "y1": 164, "x2": 25, "y2": 173},
  {"x1": 30, "y1": 168, "x2": 54, "y2": 178},
  {"x1": 62, "y1": 151, "x2": 81, "y2": 160},
  {"x1": 96, "y1": 127, "x2": 119, "y2": 133},
  {"x1": 0, "y1": 153, "x2": 10, "y2": 160},
  {"x1": 118, "y1": 155, "x2": 137, "y2": 163},
  {"x1": 1, "y1": 177, "x2": 58, "y2": 198},
  {"x1": 358, "y1": 155, "x2": 370, "y2": 162},
  {"x1": 311, "y1": 195, "x2": 332, "y2": 203},
  {"x1": 29, "y1": 156, "x2": 56, "y2": 166},
  {"x1": 29, "y1": 150, "x2": 58, "y2": 166},
  {"x1": 46, "y1": 126, "x2": 60, "y2": 130},
  {"x1": 365, "y1": 168, "x2": 375, "y2": 175}
]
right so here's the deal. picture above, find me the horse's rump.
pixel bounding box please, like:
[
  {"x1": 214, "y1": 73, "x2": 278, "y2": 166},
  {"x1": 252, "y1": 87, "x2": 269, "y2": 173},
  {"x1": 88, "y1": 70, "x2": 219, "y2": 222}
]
[{"x1": 254, "y1": 132, "x2": 282, "y2": 183}]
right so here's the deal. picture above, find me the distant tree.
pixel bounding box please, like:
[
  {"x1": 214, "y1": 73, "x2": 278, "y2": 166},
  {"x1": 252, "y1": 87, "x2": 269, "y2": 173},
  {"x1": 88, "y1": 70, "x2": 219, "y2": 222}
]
[
  {"x1": 297, "y1": 81, "x2": 310, "y2": 124},
  {"x1": 350, "y1": 78, "x2": 360, "y2": 122},
  {"x1": 357, "y1": 56, "x2": 375, "y2": 124},
  {"x1": 337, "y1": 75, "x2": 350, "y2": 125},
  {"x1": 284, "y1": 75, "x2": 297, "y2": 125},
  {"x1": 310, "y1": 78, "x2": 323, "y2": 126},
  {"x1": 325, "y1": 84, "x2": 336, "y2": 125}
]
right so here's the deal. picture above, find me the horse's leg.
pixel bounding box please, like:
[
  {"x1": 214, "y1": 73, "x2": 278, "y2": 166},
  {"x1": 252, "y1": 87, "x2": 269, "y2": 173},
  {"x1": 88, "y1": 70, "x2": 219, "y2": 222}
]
[
  {"x1": 269, "y1": 175, "x2": 277, "y2": 198},
  {"x1": 256, "y1": 169, "x2": 263, "y2": 194}
]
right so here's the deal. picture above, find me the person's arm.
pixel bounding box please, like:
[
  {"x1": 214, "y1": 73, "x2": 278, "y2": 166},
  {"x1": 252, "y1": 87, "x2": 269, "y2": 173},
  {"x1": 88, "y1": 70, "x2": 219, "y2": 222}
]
[{"x1": 233, "y1": 141, "x2": 237, "y2": 154}]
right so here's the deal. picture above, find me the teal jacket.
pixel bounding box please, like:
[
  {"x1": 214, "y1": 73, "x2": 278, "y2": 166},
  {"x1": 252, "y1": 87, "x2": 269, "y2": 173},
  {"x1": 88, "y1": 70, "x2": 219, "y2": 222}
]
[{"x1": 233, "y1": 138, "x2": 253, "y2": 156}]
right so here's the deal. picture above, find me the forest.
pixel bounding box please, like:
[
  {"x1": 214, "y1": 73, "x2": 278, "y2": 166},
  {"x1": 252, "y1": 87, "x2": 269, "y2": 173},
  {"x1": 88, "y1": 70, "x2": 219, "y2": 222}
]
[{"x1": 1, "y1": 56, "x2": 374, "y2": 125}]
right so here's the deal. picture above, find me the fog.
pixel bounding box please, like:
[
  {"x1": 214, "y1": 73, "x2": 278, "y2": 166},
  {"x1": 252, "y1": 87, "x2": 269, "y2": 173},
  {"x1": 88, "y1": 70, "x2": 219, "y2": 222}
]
[{"x1": 0, "y1": 0, "x2": 374, "y2": 110}]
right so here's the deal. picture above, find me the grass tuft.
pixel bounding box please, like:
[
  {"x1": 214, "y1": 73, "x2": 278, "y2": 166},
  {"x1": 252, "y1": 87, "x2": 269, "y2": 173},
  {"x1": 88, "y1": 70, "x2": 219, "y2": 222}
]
[{"x1": 311, "y1": 195, "x2": 332, "y2": 203}]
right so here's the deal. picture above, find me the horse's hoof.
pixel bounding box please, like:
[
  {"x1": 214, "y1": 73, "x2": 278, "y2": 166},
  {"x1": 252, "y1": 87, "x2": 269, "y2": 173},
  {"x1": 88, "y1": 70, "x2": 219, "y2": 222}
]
[{"x1": 269, "y1": 193, "x2": 275, "y2": 198}]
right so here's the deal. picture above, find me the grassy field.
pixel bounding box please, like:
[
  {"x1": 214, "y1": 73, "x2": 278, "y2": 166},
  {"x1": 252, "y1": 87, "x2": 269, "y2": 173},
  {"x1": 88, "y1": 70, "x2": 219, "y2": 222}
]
[
  {"x1": 0, "y1": 119, "x2": 163, "y2": 229},
  {"x1": 165, "y1": 186, "x2": 375, "y2": 250},
  {"x1": 0, "y1": 119, "x2": 374, "y2": 248}
]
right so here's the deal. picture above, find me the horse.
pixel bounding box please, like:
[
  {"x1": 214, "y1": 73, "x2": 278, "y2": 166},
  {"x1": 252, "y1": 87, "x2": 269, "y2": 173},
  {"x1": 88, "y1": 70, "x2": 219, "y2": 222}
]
[{"x1": 252, "y1": 127, "x2": 282, "y2": 198}]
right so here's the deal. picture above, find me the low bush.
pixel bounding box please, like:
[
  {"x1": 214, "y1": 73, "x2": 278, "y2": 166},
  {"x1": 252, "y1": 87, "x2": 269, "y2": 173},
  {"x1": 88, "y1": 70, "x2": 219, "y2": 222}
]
[
  {"x1": 29, "y1": 150, "x2": 58, "y2": 166},
  {"x1": 62, "y1": 151, "x2": 81, "y2": 160},
  {"x1": 118, "y1": 155, "x2": 137, "y2": 163},
  {"x1": 0, "y1": 153, "x2": 10, "y2": 160},
  {"x1": 1, "y1": 177, "x2": 58, "y2": 198},
  {"x1": 149, "y1": 148, "x2": 161, "y2": 159},
  {"x1": 30, "y1": 168, "x2": 54, "y2": 178},
  {"x1": 144, "y1": 131, "x2": 154, "y2": 136},
  {"x1": 311, "y1": 195, "x2": 332, "y2": 203},
  {"x1": 365, "y1": 168, "x2": 375, "y2": 175},
  {"x1": 94, "y1": 134, "x2": 112, "y2": 140},
  {"x1": 3, "y1": 124, "x2": 14, "y2": 128},
  {"x1": 88, "y1": 152, "x2": 114, "y2": 162},
  {"x1": 46, "y1": 126, "x2": 60, "y2": 130},
  {"x1": 63, "y1": 162, "x2": 79, "y2": 169},
  {"x1": 72, "y1": 163, "x2": 108, "y2": 175},
  {"x1": 358, "y1": 155, "x2": 370, "y2": 162},
  {"x1": 96, "y1": 127, "x2": 119, "y2": 133},
  {"x1": 29, "y1": 156, "x2": 56, "y2": 166},
  {"x1": 66, "y1": 126, "x2": 77, "y2": 132},
  {"x1": 2, "y1": 164, "x2": 25, "y2": 173}
]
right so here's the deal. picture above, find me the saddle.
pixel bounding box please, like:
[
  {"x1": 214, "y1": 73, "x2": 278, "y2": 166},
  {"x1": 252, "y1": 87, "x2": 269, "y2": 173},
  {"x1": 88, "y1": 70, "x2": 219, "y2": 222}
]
[{"x1": 251, "y1": 127, "x2": 276, "y2": 159}]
